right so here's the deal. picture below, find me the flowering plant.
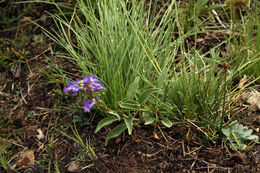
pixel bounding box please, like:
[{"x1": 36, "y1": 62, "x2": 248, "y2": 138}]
[
  {"x1": 63, "y1": 75, "x2": 172, "y2": 146},
  {"x1": 64, "y1": 76, "x2": 106, "y2": 113}
]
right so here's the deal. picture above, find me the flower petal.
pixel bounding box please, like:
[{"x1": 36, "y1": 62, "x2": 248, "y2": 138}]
[{"x1": 83, "y1": 99, "x2": 96, "y2": 112}]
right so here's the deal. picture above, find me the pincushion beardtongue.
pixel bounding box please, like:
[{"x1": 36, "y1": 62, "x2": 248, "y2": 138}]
[
  {"x1": 83, "y1": 76, "x2": 106, "y2": 92},
  {"x1": 83, "y1": 99, "x2": 96, "y2": 112},
  {"x1": 64, "y1": 76, "x2": 106, "y2": 112},
  {"x1": 63, "y1": 80, "x2": 83, "y2": 96}
]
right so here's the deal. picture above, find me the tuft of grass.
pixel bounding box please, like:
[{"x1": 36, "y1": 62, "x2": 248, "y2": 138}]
[
  {"x1": 44, "y1": 0, "x2": 179, "y2": 110},
  {"x1": 167, "y1": 49, "x2": 235, "y2": 142},
  {"x1": 59, "y1": 124, "x2": 96, "y2": 160},
  {"x1": 228, "y1": 2, "x2": 260, "y2": 81},
  {"x1": 0, "y1": 138, "x2": 19, "y2": 172},
  {"x1": 40, "y1": 0, "x2": 180, "y2": 143},
  {"x1": 180, "y1": 0, "x2": 224, "y2": 34},
  {"x1": 39, "y1": 0, "x2": 259, "y2": 147}
]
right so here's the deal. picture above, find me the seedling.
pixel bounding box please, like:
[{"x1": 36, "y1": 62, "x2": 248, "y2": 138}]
[{"x1": 222, "y1": 120, "x2": 259, "y2": 150}]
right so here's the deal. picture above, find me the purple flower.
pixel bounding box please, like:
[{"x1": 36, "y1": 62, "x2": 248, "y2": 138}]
[
  {"x1": 83, "y1": 76, "x2": 106, "y2": 92},
  {"x1": 83, "y1": 99, "x2": 96, "y2": 112},
  {"x1": 64, "y1": 76, "x2": 106, "y2": 113},
  {"x1": 83, "y1": 76, "x2": 100, "y2": 83},
  {"x1": 89, "y1": 83, "x2": 106, "y2": 91},
  {"x1": 64, "y1": 81, "x2": 83, "y2": 96}
]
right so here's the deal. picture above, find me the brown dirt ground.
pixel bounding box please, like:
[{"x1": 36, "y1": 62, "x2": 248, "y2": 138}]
[{"x1": 0, "y1": 1, "x2": 259, "y2": 173}]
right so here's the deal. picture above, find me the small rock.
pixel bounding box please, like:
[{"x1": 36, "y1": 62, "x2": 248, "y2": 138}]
[
  {"x1": 17, "y1": 150, "x2": 35, "y2": 167},
  {"x1": 36, "y1": 129, "x2": 44, "y2": 140},
  {"x1": 68, "y1": 161, "x2": 79, "y2": 172},
  {"x1": 242, "y1": 91, "x2": 260, "y2": 111}
]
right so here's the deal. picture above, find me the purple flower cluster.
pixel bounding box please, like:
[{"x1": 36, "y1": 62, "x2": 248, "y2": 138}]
[
  {"x1": 63, "y1": 80, "x2": 83, "y2": 96},
  {"x1": 83, "y1": 76, "x2": 106, "y2": 92},
  {"x1": 64, "y1": 76, "x2": 106, "y2": 112}
]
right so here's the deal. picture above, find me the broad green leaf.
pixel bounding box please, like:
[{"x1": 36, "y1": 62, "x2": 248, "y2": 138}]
[
  {"x1": 144, "y1": 117, "x2": 156, "y2": 125},
  {"x1": 126, "y1": 77, "x2": 140, "y2": 100},
  {"x1": 105, "y1": 124, "x2": 127, "y2": 146},
  {"x1": 123, "y1": 100, "x2": 140, "y2": 105},
  {"x1": 160, "y1": 102, "x2": 173, "y2": 111},
  {"x1": 161, "y1": 117, "x2": 172, "y2": 128},
  {"x1": 243, "y1": 129, "x2": 253, "y2": 137},
  {"x1": 222, "y1": 121, "x2": 259, "y2": 150},
  {"x1": 138, "y1": 88, "x2": 161, "y2": 104},
  {"x1": 120, "y1": 100, "x2": 140, "y2": 110},
  {"x1": 124, "y1": 116, "x2": 133, "y2": 135},
  {"x1": 157, "y1": 67, "x2": 168, "y2": 87},
  {"x1": 247, "y1": 135, "x2": 259, "y2": 141},
  {"x1": 221, "y1": 128, "x2": 231, "y2": 138},
  {"x1": 106, "y1": 110, "x2": 121, "y2": 120},
  {"x1": 95, "y1": 116, "x2": 119, "y2": 133}
]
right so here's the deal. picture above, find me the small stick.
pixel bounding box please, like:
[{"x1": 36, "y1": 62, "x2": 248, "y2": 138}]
[{"x1": 157, "y1": 125, "x2": 169, "y2": 143}]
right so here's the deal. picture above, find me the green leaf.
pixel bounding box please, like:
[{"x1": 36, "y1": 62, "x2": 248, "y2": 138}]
[
  {"x1": 157, "y1": 67, "x2": 168, "y2": 87},
  {"x1": 247, "y1": 135, "x2": 259, "y2": 141},
  {"x1": 120, "y1": 100, "x2": 140, "y2": 110},
  {"x1": 221, "y1": 120, "x2": 259, "y2": 150},
  {"x1": 124, "y1": 116, "x2": 133, "y2": 135},
  {"x1": 161, "y1": 117, "x2": 172, "y2": 128},
  {"x1": 106, "y1": 110, "x2": 121, "y2": 120},
  {"x1": 144, "y1": 117, "x2": 156, "y2": 125},
  {"x1": 95, "y1": 116, "x2": 119, "y2": 133},
  {"x1": 105, "y1": 124, "x2": 127, "y2": 146},
  {"x1": 160, "y1": 102, "x2": 173, "y2": 111},
  {"x1": 221, "y1": 128, "x2": 231, "y2": 138},
  {"x1": 142, "y1": 112, "x2": 151, "y2": 119},
  {"x1": 124, "y1": 100, "x2": 140, "y2": 105},
  {"x1": 126, "y1": 77, "x2": 140, "y2": 100},
  {"x1": 138, "y1": 88, "x2": 161, "y2": 104}
]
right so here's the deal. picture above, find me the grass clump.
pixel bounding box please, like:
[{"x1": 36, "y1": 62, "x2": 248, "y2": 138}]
[{"x1": 41, "y1": 0, "x2": 259, "y2": 147}]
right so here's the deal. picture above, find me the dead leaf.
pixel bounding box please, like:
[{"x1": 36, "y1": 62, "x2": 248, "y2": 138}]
[
  {"x1": 14, "y1": 71, "x2": 21, "y2": 78},
  {"x1": 17, "y1": 150, "x2": 35, "y2": 167},
  {"x1": 115, "y1": 137, "x2": 121, "y2": 144},
  {"x1": 20, "y1": 16, "x2": 32, "y2": 24},
  {"x1": 238, "y1": 75, "x2": 248, "y2": 89},
  {"x1": 68, "y1": 161, "x2": 79, "y2": 172},
  {"x1": 145, "y1": 153, "x2": 153, "y2": 158},
  {"x1": 242, "y1": 91, "x2": 260, "y2": 111},
  {"x1": 33, "y1": 35, "x2": 40, "y2": 42},
  {"x1": 197, "y1": 38, "x2": 205, "y2": 43},
  {"x1": 42, "y1": 114, "x2": 50, "y2": 121},
  {"x1": 153, "y1": 132, "x2": 160, "y2": 140},
  {"x1": 36, "y1": 129, "x2": 44, "y2": 140},
  {"x1": 16, "y1": 109, "x2": 26, "y2": 125},
  {"x1": 135, "y1": 139, "x2": 141, "y2": 143},
  {"x1": 0, "y1": 92, "x2": 11, "y2": 99}
]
